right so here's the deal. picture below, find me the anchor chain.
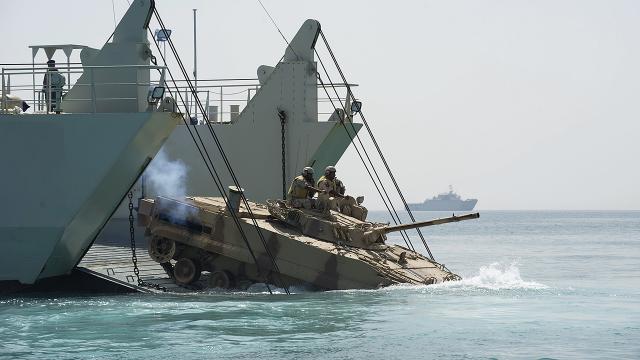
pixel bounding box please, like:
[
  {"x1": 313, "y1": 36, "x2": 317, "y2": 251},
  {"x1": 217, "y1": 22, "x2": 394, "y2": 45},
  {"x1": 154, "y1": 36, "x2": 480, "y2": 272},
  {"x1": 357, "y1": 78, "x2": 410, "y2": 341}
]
[
  {"x1": 278, "y1": 109, "x2": 287, "y2": 199},
  {"x1": 128, "y1": 191, "x2": 167, "y2": 292}
]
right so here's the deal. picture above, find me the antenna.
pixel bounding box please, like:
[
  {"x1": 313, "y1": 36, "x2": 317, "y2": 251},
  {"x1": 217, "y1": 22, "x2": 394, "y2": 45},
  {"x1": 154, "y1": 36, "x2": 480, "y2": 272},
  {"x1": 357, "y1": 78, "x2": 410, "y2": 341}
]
[{"x1": 193, "y1": 8, "x2": 198, "y2": 123}]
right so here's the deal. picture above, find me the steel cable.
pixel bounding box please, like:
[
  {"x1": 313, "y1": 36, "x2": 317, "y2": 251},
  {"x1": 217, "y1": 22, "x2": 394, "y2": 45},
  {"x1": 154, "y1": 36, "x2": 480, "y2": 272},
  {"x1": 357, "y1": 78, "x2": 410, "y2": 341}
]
[
  {"x1": 314, "y1": 48, "x2": 416, "y2": 252},
  {"x1": 148, "y1": 26, "x2": 279, "y2": 294},
  {"x1": 315, "y1": 73, "x2": 414, "y2": 250},
  {"x1": 319, "y1": 30, "x2": 435, "y2": 259},
  {"x1": 152, "y1": 9, "x2": 290, "y2": 294},
  {"x1": 148, "y1": 39, "x2": 275, "y2": 294}
]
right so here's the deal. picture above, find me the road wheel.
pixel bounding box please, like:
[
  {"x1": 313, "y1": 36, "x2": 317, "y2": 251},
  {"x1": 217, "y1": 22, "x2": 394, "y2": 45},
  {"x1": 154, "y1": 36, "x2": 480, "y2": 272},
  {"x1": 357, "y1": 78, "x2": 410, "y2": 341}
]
[
  {"x1": 208, "y1": 270, "x2": 235, "y2": 289},
  {"x1": 174, "y1": 258, "x2": 201, "y2": 285},
  {"x1": 148, "y1": 237, "x2": 175, "y2": 263}
]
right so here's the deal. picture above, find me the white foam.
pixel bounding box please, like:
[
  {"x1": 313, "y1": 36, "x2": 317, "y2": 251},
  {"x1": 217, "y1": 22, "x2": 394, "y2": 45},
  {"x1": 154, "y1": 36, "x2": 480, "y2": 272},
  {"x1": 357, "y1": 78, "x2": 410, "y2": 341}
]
[
  {"x1": 156, "y1": 262, "x2": 547, "y2": 298},
  {"x1": 434, "y1": 262, "x2": 548, "y2": 290}
]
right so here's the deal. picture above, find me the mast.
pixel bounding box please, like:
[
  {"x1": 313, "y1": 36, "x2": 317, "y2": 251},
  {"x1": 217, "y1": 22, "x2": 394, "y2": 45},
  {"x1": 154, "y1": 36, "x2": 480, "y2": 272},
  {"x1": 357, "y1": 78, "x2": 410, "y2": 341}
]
[{"x1": 193, "y1": 8, "x2": 198, "y2": 122}]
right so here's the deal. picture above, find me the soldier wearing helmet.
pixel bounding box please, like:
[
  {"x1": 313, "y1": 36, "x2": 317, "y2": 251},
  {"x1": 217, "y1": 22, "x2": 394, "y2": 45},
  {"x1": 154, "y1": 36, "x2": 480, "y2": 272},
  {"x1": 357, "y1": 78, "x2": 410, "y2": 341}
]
[
  {"x1": 317, "y1": 165, "x2": 345, "y2": 197},
  {"x1": 315, "y1": 165, "x2": 347, "y2": 213},
  {"x1": 287, "y1": 166, "x2": 317, "y2": 209}
]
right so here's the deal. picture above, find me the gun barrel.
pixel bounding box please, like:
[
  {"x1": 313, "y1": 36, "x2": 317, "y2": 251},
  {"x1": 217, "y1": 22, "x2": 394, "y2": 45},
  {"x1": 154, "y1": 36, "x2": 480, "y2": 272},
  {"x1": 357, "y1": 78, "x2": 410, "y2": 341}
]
[{"x1": 383, "y1": 212, "x2": 480, "y2": 233}]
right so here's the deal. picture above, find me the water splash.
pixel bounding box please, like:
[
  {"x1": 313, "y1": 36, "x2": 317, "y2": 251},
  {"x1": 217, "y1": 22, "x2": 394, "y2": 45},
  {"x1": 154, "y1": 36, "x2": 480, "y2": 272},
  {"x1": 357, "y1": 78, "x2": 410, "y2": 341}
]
[{"x1": 436, "y1": 262, "x2": 548, "y2": 290}]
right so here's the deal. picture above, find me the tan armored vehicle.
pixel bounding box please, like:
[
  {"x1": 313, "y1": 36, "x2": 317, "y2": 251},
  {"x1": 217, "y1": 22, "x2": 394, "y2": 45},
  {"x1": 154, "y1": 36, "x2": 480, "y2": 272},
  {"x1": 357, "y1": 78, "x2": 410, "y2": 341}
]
[{"x1": 137, "y1": 193, "x2": 479, "y2": 291}]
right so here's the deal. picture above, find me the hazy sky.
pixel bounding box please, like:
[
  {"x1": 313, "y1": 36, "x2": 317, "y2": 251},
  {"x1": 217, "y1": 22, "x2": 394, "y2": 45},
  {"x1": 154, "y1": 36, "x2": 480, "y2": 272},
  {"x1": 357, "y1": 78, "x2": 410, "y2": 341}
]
[{"x1": 3, "y1": 0, "x2": 639, "y2": 210}]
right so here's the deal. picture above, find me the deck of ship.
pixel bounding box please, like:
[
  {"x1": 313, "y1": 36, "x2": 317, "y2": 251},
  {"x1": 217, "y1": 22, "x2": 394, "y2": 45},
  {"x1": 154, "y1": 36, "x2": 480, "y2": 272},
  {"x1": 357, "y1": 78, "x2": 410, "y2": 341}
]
[{"x1": 78, "y1": 244, "x2": 184, "y2": 293}]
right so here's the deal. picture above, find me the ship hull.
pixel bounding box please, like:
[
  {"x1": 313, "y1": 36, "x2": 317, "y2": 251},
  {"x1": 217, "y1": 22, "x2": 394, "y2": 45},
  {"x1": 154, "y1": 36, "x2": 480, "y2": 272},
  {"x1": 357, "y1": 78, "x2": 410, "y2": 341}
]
[
  {"x1": 0, "y1": 112, "x2": 178, "y2": 284},
  {"x1": 408, "y1": 199, "x2": 478, "y2": 211}
]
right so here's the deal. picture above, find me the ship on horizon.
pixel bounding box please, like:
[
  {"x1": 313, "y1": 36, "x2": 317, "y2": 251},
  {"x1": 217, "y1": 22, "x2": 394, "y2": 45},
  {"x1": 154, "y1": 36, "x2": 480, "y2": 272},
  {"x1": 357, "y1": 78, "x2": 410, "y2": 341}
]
[{"x1": 408, "y1": 186, "x2": 478, "y2": 211}]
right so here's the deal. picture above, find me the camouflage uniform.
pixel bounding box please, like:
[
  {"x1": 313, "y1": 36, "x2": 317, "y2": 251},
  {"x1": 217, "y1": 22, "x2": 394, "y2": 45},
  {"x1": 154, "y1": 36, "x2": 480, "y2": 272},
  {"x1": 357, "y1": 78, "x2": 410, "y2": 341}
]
[
  {"x1": 287, "y1": 175, "x2": 315, "y2": 209},
  {"x1": 316, "y1": 175, "x2": 345, "y2": 196},
  {"x1": 316, "y1": 175, "x2": 347, "y2": 212}
]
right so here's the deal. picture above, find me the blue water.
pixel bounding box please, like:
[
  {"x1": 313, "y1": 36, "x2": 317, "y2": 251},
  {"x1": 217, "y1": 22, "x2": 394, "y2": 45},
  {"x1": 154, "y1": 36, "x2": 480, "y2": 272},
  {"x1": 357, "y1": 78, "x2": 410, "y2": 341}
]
[{"x1": 1, "y1": 211, "x2": 639, "y2": 359}]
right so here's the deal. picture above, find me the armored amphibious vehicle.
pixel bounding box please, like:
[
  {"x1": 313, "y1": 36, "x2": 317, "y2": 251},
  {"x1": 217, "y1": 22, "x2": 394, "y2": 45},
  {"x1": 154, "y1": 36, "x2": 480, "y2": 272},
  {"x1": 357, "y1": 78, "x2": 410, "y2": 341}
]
[{"x1": 137, "y1": 193, "x2": 479, "y2": 291}]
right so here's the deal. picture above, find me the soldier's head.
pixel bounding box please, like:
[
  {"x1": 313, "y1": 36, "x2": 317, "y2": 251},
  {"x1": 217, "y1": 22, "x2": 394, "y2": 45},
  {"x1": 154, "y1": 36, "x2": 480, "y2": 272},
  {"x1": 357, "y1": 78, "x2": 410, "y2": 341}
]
[
  {"x1": 302, "y1": 166, "x2": 314, "y2": 181},
  {"x1": 325, "y1": 165, "x2": 336, "y2": 180},
  {"x1": 46, "y1": 59, "x2": 56, "y2": 68}
]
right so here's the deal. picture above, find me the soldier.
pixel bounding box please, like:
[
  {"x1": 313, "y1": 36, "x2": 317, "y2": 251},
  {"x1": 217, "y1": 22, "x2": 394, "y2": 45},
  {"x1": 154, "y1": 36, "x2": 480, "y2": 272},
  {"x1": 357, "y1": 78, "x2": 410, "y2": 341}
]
[
  {"x1": 317, "y1": 165, "x2": 345, "y2": 197},
  {"x1": 287, "y1": 166, "x2": 317, "y2": 209},
  {"x1": 315, "y1": 166, "x2": 367, "y2": 219},
  {"x1": 316, "y1": 165, "x2": 346, "y2": 212},
  {"x1": 42, "y1": 59, "x2": 66, "y2": 113}
]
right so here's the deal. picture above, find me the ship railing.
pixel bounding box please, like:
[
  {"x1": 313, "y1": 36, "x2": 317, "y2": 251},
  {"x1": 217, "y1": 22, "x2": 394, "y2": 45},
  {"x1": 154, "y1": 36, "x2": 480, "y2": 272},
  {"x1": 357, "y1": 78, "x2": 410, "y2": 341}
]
[
  {"x1": 2, "y1": 62, "x2": 357, "y2": 119},
  {"x1": 166, "y1": 78, "x2": 357, "y2": 124},
  {"x1": 166, "y1": 78, "x2": 259, "y2": 124},
  {"x1": 1, "y1": 63, "x2": 168, "y2": 114}
]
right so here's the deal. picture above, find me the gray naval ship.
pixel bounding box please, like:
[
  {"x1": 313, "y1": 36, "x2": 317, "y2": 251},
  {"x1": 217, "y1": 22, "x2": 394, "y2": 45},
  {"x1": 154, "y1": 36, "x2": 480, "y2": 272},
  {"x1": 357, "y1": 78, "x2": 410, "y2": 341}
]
[
  {"x1": 0, "y1": 1, "x2": 359, "y2": 289},
  {"x1": 409, "y1": 186, "x2": 478, "y2": 211}
]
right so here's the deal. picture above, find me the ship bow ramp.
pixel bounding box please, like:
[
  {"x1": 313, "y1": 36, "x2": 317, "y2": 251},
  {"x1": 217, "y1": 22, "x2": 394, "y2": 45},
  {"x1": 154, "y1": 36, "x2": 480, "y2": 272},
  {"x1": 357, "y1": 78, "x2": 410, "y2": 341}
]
[{"x1": 0, "y1": 112, "x2": 178, "y2": 284}]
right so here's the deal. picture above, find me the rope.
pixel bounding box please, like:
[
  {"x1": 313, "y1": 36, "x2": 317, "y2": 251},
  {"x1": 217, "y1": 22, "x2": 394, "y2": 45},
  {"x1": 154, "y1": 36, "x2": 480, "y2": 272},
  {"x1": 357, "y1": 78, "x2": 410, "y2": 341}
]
[
  {"x1": 315, "y1": 73, "x2": 414, "y2": 251},
  {"x1": 111, "y1": 0, "x2": 118, "y2": 32},
  {"x1": 255, "y1": 0, "x2": 297, "y2": 59},
  {"x1": 279, "y1": 110, "x2": 287, "y2": 199},
  {"x1": 150, "y1": 34, "x2": 277, "y2": 294},
  {"x1": 314, "y1": 49, "x2": 416, "y2": 252},
  {"x1": 148, "y1": 25, "x2": 277, "y2": 294},
  {"x1": 250, "y1": 1, "x2": 420, "y2": 253},
  {"x1": 319, "y1": 30, "x2": 435, "y2": 259},
  {"x1": 152, "y1": 9, "x2": 290, "y2": 294}
]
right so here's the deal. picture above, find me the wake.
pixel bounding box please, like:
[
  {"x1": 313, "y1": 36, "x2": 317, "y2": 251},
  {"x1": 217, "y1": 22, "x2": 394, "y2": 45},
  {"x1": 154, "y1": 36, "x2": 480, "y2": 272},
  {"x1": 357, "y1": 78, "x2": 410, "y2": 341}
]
[
  {"x1": 168, "y1": 262, "x2": 547, "y2": 296},
  {"x1": 431, "y1": 262, "x2": 548, "y2": 290}
]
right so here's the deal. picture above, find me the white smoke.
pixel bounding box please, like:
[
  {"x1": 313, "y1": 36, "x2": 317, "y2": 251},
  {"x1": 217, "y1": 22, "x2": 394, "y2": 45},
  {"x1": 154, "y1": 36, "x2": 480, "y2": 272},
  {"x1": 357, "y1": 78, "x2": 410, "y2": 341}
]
[
  {"x1": 145, "y1": 150, "x2": 198, "y2": 220},
  {"x1": 145, "y1": 149, "x2": 189, "y2": 199}
]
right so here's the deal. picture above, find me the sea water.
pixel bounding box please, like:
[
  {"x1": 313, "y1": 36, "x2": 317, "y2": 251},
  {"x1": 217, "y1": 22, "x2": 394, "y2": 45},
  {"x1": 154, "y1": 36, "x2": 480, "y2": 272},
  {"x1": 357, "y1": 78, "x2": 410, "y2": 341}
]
[{"x1": 1, "y1": 211, "x2": 638, "y2": 359}]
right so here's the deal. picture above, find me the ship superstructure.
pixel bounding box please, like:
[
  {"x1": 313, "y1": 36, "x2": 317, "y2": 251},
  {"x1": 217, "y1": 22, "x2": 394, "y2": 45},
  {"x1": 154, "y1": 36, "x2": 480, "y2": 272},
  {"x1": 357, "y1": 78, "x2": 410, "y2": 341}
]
[{"x1": 408, "y1": 186, "x2": 478, "y2": 211}]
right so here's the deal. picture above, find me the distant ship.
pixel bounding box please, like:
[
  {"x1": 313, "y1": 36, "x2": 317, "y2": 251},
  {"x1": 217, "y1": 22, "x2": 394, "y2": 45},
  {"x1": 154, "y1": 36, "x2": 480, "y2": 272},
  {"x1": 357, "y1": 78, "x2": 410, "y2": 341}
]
[{"x1": 408, "y1": 186, "x2": 478, "y2": 211}]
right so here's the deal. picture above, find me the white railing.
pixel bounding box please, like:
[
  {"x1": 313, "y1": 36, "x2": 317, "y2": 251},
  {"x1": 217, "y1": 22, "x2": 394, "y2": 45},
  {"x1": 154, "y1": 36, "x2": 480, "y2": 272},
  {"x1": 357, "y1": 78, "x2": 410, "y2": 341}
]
[
  {"x1": 166, "y1": 79, "x2": 356, "y2": 124},
  {"x1": 167, "y1": 79, "x2": 259, "y2": 124},
  {"x1": 1, "y1": 61, "x2": 356, "y2": 120},
  {"x1": 1, "y1": 63, "x2": 167, "y2": 114}
]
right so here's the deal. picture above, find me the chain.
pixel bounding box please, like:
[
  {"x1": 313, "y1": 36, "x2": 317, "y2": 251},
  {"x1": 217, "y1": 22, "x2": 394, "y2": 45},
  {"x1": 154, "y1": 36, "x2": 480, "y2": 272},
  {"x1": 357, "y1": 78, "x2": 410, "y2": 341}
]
[
  {"x1": 278, "y1": 110, "x2": 287, "y2": 199},
  {"x1": 128, "y1": 191, "x2": 167, "y2": 292}
]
